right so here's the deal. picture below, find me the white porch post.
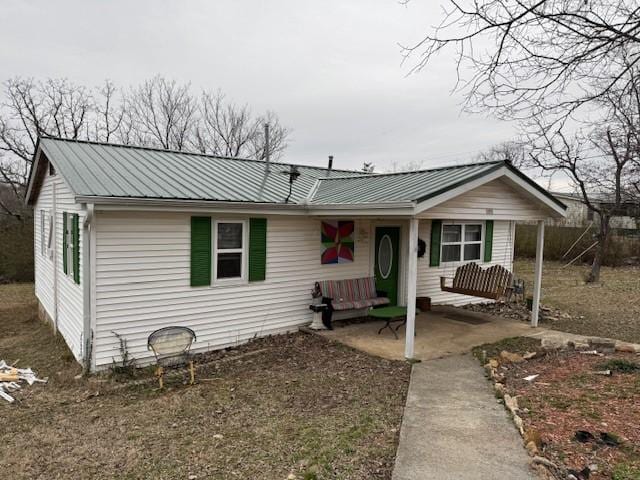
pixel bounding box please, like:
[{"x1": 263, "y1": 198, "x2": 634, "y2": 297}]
[
  {"x1": 405, "y1": 218, "x2": 419, "y2": 359},
  {"x1": 531, "y1": 220, "x2": 545, "y2": 327}
]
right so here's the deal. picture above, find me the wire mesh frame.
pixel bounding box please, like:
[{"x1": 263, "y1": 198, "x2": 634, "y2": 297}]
[{"x1": 147, "y1": 326, "x2": 197, "y2": 367}]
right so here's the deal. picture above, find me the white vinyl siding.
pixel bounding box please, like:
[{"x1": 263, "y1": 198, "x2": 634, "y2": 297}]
[
  {"x1": 33, "y1": 171, "x2": 85, "y2": 361},
  {"x1": 419, "y1": 178, "x2": 549, "y2": 220},
  {"x1": 93, "y1": 213, "x2": 373, "y2": 368},
  {"x1": 417, "y1": 219, "x2": 515, "y2": 306}
]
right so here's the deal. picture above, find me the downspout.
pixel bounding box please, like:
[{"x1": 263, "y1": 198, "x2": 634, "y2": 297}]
[
  {"x1": 81, "y1": 203, "x2": 94, "y2": 374},
  {"x1": 52, "y1": 181, "x2": 59, "y2": 333}
]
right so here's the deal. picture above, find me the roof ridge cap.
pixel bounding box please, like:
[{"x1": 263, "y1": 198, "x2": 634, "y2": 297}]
[
  {"x1": 316, "y1": 160, "x2": 506, "y2": 181},
  {"x1": 39, "y1": 135, "x2": 363, "y2": 174}
]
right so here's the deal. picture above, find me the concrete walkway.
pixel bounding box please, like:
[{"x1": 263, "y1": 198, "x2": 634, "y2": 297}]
[{"x1": 392, "y1": 354, "x2": 536, "y2": 480}]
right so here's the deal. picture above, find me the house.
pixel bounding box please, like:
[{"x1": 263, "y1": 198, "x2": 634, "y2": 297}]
[
  {"x1": 26, "y1": 137, "x2": 566, "y2": 370},
  {"x1": 530, "y1": 192, "x2": 639, "y2": 232}
]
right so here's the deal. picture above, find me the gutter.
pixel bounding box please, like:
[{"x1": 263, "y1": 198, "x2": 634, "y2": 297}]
[{"x1": 76, "y1": 195, "x2": 418, "y2": 215}]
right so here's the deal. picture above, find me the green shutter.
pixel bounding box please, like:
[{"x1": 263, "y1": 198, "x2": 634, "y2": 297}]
[
  {"x1": 62, "y1": 212, "x2": 68, "y2": 275},
  {"x1": 484, "y1": 220, "x2": 494, "y2": 263},
  {"x1": 73, "y1": 213, "x2": 80, "y2": 284},
  {"x1": 248, "y1": 218, "x2": 267, "y2": 282},
  {"x1": 190, "y1": 217, "x2": 211, "y2": 286},
  {"x1": 429, "y1": 220, "x2": 442, "y2": 267}
]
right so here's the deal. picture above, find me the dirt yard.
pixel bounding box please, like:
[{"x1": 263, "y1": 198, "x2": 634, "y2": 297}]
[
  {"x1": 474, "y1": 337, "x2": 640, "y2": 480},
  {"x1": 514, "y1": 260, "x2": 640, "y2": 344},
  {"x1": 0, "y1": 284, "x2": 410, "y2": 480}
]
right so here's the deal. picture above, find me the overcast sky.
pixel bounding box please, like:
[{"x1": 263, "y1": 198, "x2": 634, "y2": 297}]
[{"x1": 2, "y1": 1, "x2": 523, "y2": 175}]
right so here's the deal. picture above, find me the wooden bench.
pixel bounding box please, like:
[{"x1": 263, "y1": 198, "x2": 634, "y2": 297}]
[
  {"x1": 317, "y1": 277, "x2": 390, "y2": 328},
  {"x1": 440, "y1": 263, "x2": 513, "y2": 300}
]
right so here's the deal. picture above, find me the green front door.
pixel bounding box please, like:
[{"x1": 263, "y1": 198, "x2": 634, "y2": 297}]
[{"x1": 374, "y1": 226, "x2": 400, "y2": 305}]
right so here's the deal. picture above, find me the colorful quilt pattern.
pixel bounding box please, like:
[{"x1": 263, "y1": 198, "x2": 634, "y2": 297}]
[{"x1": 321, "y1": 220, "x2": 354, "y2": 264}]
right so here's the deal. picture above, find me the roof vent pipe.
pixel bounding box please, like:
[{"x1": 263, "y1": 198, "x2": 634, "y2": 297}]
[
  {"x1": 264, "y1": 123, "x2": 270, "y2": 173},
  {"x1": 327, "y1": 155, "x2": 333, "y2": 176}
]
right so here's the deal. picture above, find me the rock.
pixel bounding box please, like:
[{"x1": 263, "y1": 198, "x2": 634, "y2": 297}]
[
  {"x1": 212, "y1": 434, "x2": 224, "y2": 440},
  {"x1": 504, "y1": 394, "x2": 519, "y2": 415},
  {"x1": 494, "y1": 383, "x2": 505, "y2": 398},
  {"x1": 500, "y1": 350, "x2": 525, "y2": 363},
  {"x1": 523, "y1": 351, "x2": 538, "y2": 360},
  {"x1": 287, "y1": 474, "x2": 297, "y2": 480},
  {"x1": 541, "y1": 338, "x2": 567, "y2": 351},
  {"x1": 488, "y1": 358, "x2": 499, "y2": 368},
  {"x1": 588, "y1": 337, "x2": 616, "y2": 353},
  {"x1": 616, "y1": 342, "x2": 640, "y2": 353},
  {"x1": 513, "y1": 414, "x2": 524, "y2": 435},
  {"x1": 188, "y1": 475, "x2": 197, "y2": 480},
  {"x1": 525, "y1": 440, "x2": 539, "y2": 456}
]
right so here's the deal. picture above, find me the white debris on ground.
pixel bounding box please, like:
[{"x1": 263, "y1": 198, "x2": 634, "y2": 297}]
[{"x1": 0, "y1": 360, "x2": 47, "y2": 403}]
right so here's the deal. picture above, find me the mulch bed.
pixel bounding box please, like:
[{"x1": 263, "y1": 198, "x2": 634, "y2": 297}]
[{"x1": 498, "y1": 348, "x2": 640, "y2": 479}]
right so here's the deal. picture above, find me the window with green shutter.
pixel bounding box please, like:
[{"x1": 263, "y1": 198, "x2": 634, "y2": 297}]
[
  {"x1": 248, "y1": 218, "x2": 267, "y2": 282},
  {"x1": 191, "y1": 217, "x2": 212, "y2": 287},
  {"x1": 62, "y1": 212, "x2": 80, "y2": 284}
]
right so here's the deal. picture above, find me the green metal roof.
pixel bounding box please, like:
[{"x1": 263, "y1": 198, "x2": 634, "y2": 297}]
[
  {"x1": 29, "y1": 137, "x2": 565, "y2": 212},
  {"x1": 309, "y1": 162, "x2": 505, "y2": 204},
  {"x1": 35, "y1": 137, "x2": 363, "y2": 204}
]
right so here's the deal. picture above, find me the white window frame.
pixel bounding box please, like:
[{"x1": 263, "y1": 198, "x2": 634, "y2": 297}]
[
  {"x1": 440, "y1": 221, "x2": 484, "y2": 264},
  {"x1": 212, "y1": 219, "x2": 248, "y2": 285}
]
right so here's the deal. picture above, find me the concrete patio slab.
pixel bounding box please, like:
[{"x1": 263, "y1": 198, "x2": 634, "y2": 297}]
[
  {"x1": 318, "y1": 306, "x2": 535, "y2": 361},
  {"x1": 392, "y1": 355, "x2": 536, "y2": 480}
]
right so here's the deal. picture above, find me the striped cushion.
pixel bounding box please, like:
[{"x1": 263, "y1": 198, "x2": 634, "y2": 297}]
[{"x1": 319, "y1": 277, "x2": 380, "y2": 304}]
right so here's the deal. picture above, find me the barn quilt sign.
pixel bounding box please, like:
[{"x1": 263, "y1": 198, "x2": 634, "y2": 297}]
[{"x1": 321, "y1": 220, "x2": 355, "y2": 264}]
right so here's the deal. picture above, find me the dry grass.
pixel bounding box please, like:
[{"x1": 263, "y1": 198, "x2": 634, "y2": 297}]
[
  {"x1": 515, "y1": 260, "x2": 640, "y2": 343},
  {"x1": 0, "y1": 284, "x2": 410, "y2": 480}
]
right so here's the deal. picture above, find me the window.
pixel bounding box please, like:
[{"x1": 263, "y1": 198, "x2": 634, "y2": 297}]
[
  {"x1": 62, "y1": 212, "x2": 80, "y2": 284},
  {"x1": 64, "y1": 215, "x2": 75, "y2": 277},
  {"x1": 47, "y1": 214, "x2": 54, "y2": 258},
  {"x1": 48, "y1": 162, "x2": 56, "y2": 176},
  {"x1": 214, "y1": 221, "x2": 246, "y2": 282},
  {"x1": 40, "y1": 210, "x2": 46, "y2": 256},
  {"x1": 441, "y1": 223, "x2": 483, "y2": 263}
]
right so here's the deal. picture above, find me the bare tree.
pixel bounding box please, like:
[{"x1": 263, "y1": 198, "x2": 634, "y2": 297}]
[
  {"x1": 0, "y1": 75, "x2": 290, "y2": 218},
  {"x1": 0, "y1": 78, "x2": 95, "y2": 219},
  {"x1": 525, "y1": 72, "x2": 640, "y2": 282},
  {"x1": 122, "y1": 76, "x2": 197, "y2": 151},
  {"x1": 193, "y1": 91, "x2": 288, "y2": 159},
  {"x1": 477, "y1": 141, "x2": 525, "y2": 164},
  {"x1": 92, "y1": 80, "x2": 125, "y2": 143},
  {"x1": 404, "y1": 1, "x2": 640, "y2": 128},
  {"x1": 405, "y1": 1, "x2": 640, "y2": 282}
]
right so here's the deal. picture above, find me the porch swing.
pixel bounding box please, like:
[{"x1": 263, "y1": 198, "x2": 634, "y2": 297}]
[{"x1": 436, "y1": 220, "x2": 514, "y2": 301}]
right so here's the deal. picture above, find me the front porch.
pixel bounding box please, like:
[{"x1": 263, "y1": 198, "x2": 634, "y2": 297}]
[{"x1": 315, "y1": 305, "x2": 535, "y2": 361}]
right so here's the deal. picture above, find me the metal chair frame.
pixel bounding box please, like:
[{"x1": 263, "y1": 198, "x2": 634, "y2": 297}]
[{"x1": 147, "y1": 326, "x2": 197, "y2": 388}]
